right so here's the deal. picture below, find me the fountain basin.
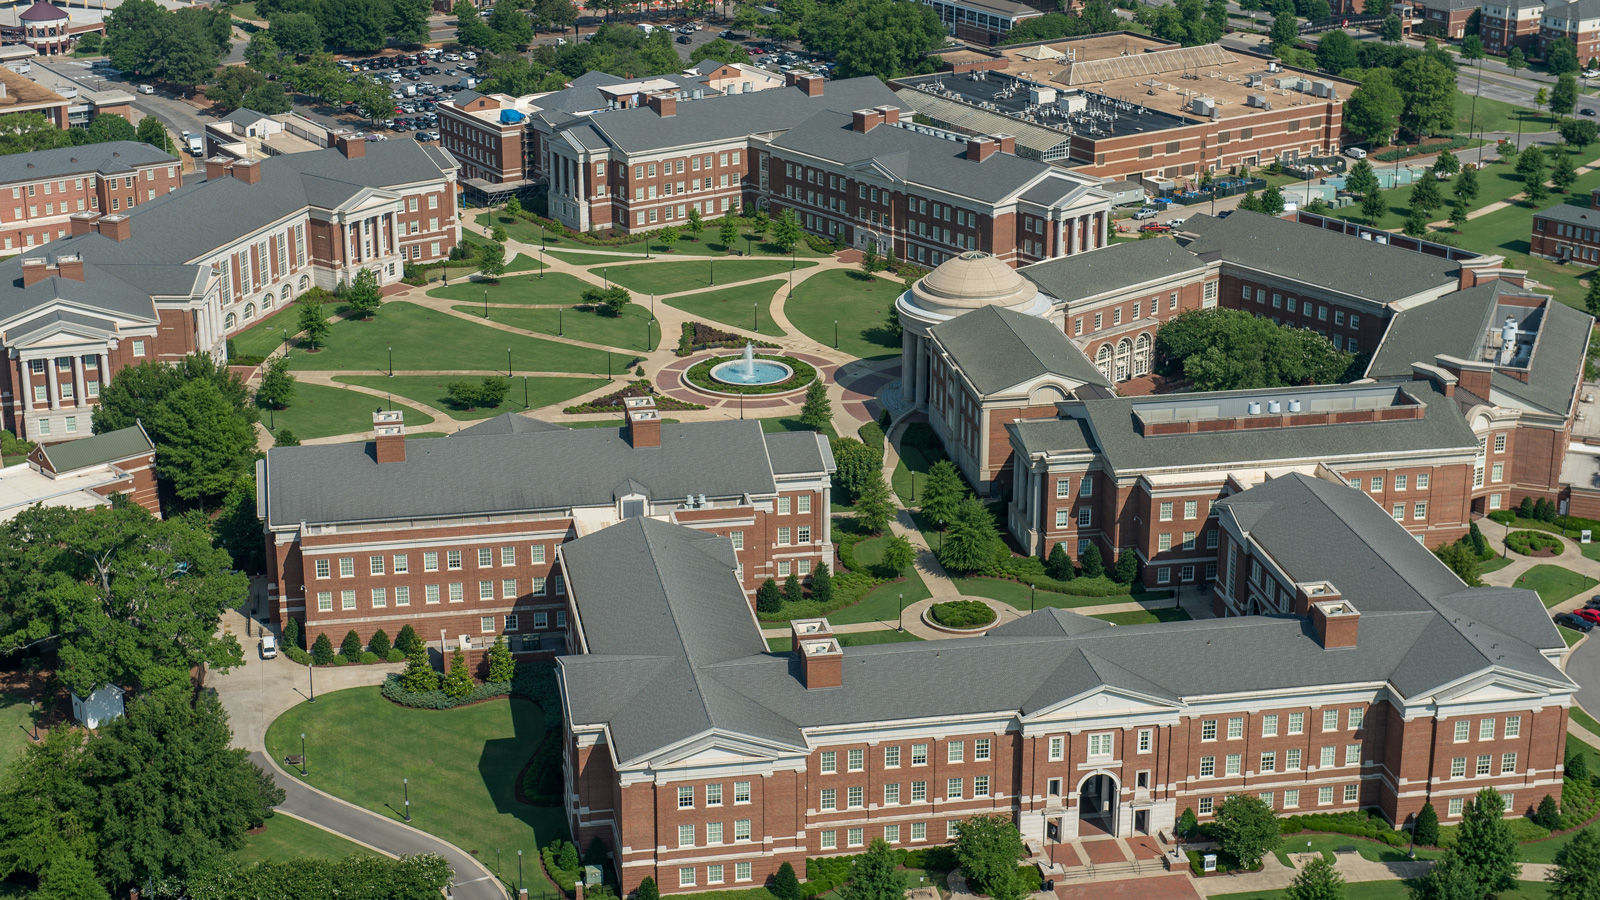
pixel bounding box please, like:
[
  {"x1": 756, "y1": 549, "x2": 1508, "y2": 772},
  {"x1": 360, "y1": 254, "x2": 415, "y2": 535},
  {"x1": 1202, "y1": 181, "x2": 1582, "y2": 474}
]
[{"x1": 710, "y1": 358, "x2": 794, "y2": 386}]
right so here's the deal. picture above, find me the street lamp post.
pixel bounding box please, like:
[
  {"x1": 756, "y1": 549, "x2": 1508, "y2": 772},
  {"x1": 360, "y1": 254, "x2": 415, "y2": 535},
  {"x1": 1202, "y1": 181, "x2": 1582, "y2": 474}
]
[
  {"x1": 300, "y1": 733, "x2": 307, "y2": 776},
  {"x1": 710, "y1": 258, "x2": 715, "y2": 286},
  {"x1": 388, "y1": 345, "x2": 393, "y2": 377},
  {"x1": 604, "y1": 267, "x2": 609, "y2": 288},
  {"x1": 524, "y1": 376, "x2": 529, "y2": 409},
  {"x1": 559, "y1": 306, "x2": 564, "y2": 336},
  {"x1": 308, "y1": 657, "x2": 315, "y2": 703},
  {"x1": 404, "y1": 777, "x2": 411, "y2": 821},
  {"x1": 754, "y1": 304, "x2": 759, "y2": 331},
  {"x1": 483, "y1": 288, "x2": 489, "y2": 318},
  {"x1": 1030, "y1": 583, "x2": 1035, "y2": 614},
  {"x1": 898, "y1": 592, "x2": 905, "y2": 632},
  {"x1": 518, "y1": 850, "x2": 524, "y2": 893},
  {"x1": 507, "y1": 348, "x2": 512, "y2": 377},
  {"x1": 281, "y1": 329, "x2": 288, "y2": 357},
  {"x1": 834, "y1": 319, "x2": 838, "y2": 349}
]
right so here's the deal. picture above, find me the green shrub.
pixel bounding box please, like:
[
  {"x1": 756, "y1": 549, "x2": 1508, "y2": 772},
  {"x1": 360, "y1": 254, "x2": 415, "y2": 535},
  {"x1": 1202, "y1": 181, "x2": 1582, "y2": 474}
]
[
  {"x1": 340, "y1": 630, "x2": 363, "y2": 660},
  {"x1": 311, "y1": 632, "x2": 334, "y2": 665},
  {"x1": 520, "y1": 732, "x2": 564, "y2": 804},
  {"x1": 380, "y1": 673, "x2": 509, "y2": 709},
  {"x1": 857, "y1": 421, "x2": 885, "y2": 452},
  {"x1": 386, "y1": 648, "x2": 406, "y2": 663},
  {"x1": 929, "y1": 600, "x2": 996, "y2": 629},
  {"x1": 1506, "y1": 529, "x2": 1563, "y2": 555},
  {"x1": 396, "y1": 624, "x2": 421, "y2": 655},
  {"x1": 367, "y1": 628, "x2": 391, "y2": 658},
  {"x1": 512, "y1": 660, "x2": 564, "y2": 729},
  {"x1": 1488, "y1": 509, "x2": 1517, "y2": 525},
  {"x1": 359, "y1": 651, "x2": 380, "y2": 664}
]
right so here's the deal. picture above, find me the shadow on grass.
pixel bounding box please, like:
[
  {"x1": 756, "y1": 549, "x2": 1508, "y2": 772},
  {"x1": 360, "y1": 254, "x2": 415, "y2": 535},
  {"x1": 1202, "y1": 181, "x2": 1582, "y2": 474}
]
[{"x1": 480, "y1": 697, "x2": 570, "y2": 842}]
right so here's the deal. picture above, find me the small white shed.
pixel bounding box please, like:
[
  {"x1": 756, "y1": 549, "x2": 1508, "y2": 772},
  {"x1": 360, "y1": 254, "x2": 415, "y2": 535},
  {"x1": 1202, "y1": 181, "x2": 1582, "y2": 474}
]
[{"x1": 70, "y1": 684, "x2": 125, "y2": 729}]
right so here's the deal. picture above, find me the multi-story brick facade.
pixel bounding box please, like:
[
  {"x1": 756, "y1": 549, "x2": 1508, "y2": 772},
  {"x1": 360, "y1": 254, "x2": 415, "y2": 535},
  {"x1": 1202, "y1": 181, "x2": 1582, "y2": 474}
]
[
  {"x1": 557, "y1": 473, "x2": 1576, "y2": 895},
  {"x1": 1539, "y1": 0, "x2": 1600, "y2": 60},
  {"x1": 1531, "y1": 187, "x2": 1600, "y2": 264},
  {"x1": 1483, "y1": 0, "x2": 1546, "y2": 52},
  {"x1": 0, "y1": 422, "x2": 158, "y2": 521},
  {"x1": 0, "y1": 142, "x2": 179, "y2": 254},
  {"x1": 258, "y1": 400, "x2": 835, "y2": 654}
]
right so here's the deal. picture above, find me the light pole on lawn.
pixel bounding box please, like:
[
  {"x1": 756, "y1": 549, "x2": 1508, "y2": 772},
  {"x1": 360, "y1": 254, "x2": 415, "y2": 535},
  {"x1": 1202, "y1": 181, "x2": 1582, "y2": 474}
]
[
  {"x1": 404, "y1": 777, "x2": 411, "y2": 821},
  {"x1": 307, "y1": 656, "x2": 315, "y2": 703},
  {"x1": 559, "y1": 306, "x2": 563, "y2": 336},
  {"x1": 834, "y1": 319, "x2": 838, "y2": 349},
  {"x1": 483, "y1": 288, "x2": 489, "y2": 318},
  {"x1": 388, "y1": 345, "x2": 393, "y2": 377},
  {"x1": 518, "y1": 850, "x2": 524, "y2": 893},
  {"x1": 507, "y1": 348, "x2": 512, "y2": 377},
  {"x1": 523, "y1": 375, "x2": 529, "y2": 409},
  {"x1": 300, "y1": 732, "x2": 307, "y2": 776},
  {"x1": 898, "y1": 592, "x2": 905, "y2": 632},
  {"x1": 710, "y1": 257, "x2": 715, "y2": 286}
]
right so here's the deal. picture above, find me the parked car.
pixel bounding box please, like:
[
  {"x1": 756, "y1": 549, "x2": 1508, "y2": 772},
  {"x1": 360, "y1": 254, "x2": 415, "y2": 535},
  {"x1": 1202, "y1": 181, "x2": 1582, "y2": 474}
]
[
  {"x1": 1139, "y1": 223, "x2": 1172, "y2": 234},
  {"x1": 1584, "y1": 108, "x2": 1598, "y2": 117},
  {"x1": 1133, "y1": 206, "x2": 1158, "y2": 220},
  {"x1": 1555, "y1": 612, "x2": 1595, "y2": 632},
  {"x1": 1344, "y1": 146, "x2": 1368, "y2": 159},
  {"x1": 720, "y1": 29, "x2": 736, "y2": 37},
  {"x1": 1575, "y1": 608, "x2": 1600, "y2": 625},
  {"x1": 463, "y1": 51, "x2": 477, "y2": 59},
  {"x1": 1167, "y1": 218, "x2": 1186, "y2": 228},
  {"x1": 1585, "y1": 595, "x2": 1600, "y2": 609},
  {"x1": 260, "y1": 634, "x2": 278, "y2": 659},
  {"x1": 136, "y1": 83, "x2": 155, "y2": 95},
  {"x1": 677, "y1": 33, "x2": 692, "y2": 42}
]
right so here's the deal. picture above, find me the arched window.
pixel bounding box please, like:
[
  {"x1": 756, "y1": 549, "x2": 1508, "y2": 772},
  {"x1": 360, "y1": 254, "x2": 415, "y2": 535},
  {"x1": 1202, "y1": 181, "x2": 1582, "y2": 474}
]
[
  {"x1": 1133, "y1": 332, "x2": 1153, "y2": 377},
  {"x1": 262, "y1": 293, "x2": 273, "y2": 310},
  {"x1": 299, "y1": 275, "x2": 310, "y2": 292},
  {"x1": 225, "y1": 312, "x2": 237, "y2": 330},
  {"x1": 244, "y1": 303, "x2": 256, "y2": 321},
  {"x1": 1114, "y1": 338, "x2": 1132, "y2": 382},
  {"x1": 1095, "y1": 344, "x2": 1113, "y2": 381}
]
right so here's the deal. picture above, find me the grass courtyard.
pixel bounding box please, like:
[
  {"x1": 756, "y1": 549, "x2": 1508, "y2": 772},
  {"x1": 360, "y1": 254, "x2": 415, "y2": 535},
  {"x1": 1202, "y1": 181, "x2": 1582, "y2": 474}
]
[
  {"x1": 450, "y1": 303, "x2": 659, "y2": 352},
  {"x1": 0, "y1": 694, "x2": 35, "y2": 776},
  {"x1": 286, "y1": 302, "x2": 619, "y2": 375},
  {"x1": 594, "y1": 259, "x2": 814, "y2": 296},
  {"x1": 428, "y1": 272, "x2": 596, "y2": 308},
  {"x1": 786, "y1": 270, "x2": 904, "y2": 361},
  {"x1": 1214, "y1": 882, "x2": 1552, "y2": 900},
  {"x1": 1509, "y1": 564, "x2": 1598, "y2": 608},
  {"x1": 765, "y1": 630, "x2": 924, "y2": 652},
  {"x1": 335, "y1": 375, "x2": 610, "y2": 420},
  {"x1": 828, "y1": 572, "x2": 935, "y2": 627},
  {"x1": 235, "y1": 814, "x2": 381, "y2": 865},
  {"x1": 262, "y1": 381, "x2": 435, "y2": 441},
  {"x1": 663, "y1": 281, "x2": 788, "y2": 337},
  {"x1": 264, "y1": 687, "x2": 564, "y2": 899},
  {"x1": 951, "y1": 577, "x2": 1169, "y2": 610},
  {"x1": 1090, "y1": 608, "x2": 1193, "y2": 626}
]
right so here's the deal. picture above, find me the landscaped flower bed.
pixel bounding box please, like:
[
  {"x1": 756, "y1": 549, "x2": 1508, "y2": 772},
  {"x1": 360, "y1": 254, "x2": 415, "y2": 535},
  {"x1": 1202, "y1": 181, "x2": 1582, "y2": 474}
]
[
  {"x1": 685, "y1": 353, "x2": 816, "y2": 395},
  {"x1": 561, "y1": 378, "x2": 706, "y2": 414},
  {"x1": 929, "y1": 600, "x2": 996, "y2": 629},
  {"x1": 1507, "y1": 530, "x2": 1563, "y2": 557},
  {"x1": 676, "y1": 320, "x2": 781, "y2": 357}
]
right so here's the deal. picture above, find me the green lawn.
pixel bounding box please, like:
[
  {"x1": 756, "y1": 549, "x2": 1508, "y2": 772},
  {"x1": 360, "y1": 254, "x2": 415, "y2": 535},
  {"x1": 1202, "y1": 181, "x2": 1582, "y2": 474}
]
[
  {"x1": 785, "y1": 270, "x2": 903, "y2": 361},
  {"x1": 1563, "y1": 627, "x2": 1586, "y2": 646},
  {"x1": 428, "y1": 272, "x2": 595, "y2": 307},
  {"x1": 475, "y1": 211, "x2": 566, "y2": 247},
  {"x1": 236, "y1": 814, "x2": 381, "y2": 865},
  {"x1": 892, "y1": 444, "x2": 942, "y2": 506},
  {"x1": 287, "y1": 302, "x2": 619, "y2": 375},
  {"x1": 1571, "y1": 706, "x2": 1600, "y2": 742},
  {"x1": 1457, "y1": 90, "x2": 1558, "y2": 136},
  {"x1": 765, "y1": 629, "x2": 924, "y2": 651},
  {"x1": 473, "y1": 213, "x2": 832, "y2": 259},
  {"x1": 450, "y1": 302, "x2": 658, "y2": 352},
  {"x1": 264, "y1": 381, "x2": 435, "y2": 441},
  {"x1": 1509, "y1": 564, "x2": 1598, "y2": 608},
  {"x1": 854, "y1": 535, "x2": 918, "y2": 577},
  {"x1": 828, "y1": 573, "x2": 934, "y2": 626},
  {"x1": 264, "y1": 688, "x2": 563, "y2": 898},
  {"x1": 1090, "y1": 608, "x2": 1193, "y2": 626},
  {"x1": 952, "y1": 576, "x2": 1170, "y2": 610},
  {"x1": 594, "y1": 259, "x2": 814, "y2": 296},
  {"x1": 0, "y1": 694, "x2": 36, "y2": 777},
  {"x1": 1273, "y1": 832, "x2": 1444, "y2": 868},
  {"x1": 505, "y1": 253, "x2": 545, "y2": 272},
  {"x1": 546, "y1": 250, "x2": 650, "y2": 267},
  {"x1": 231, "y1": 306, "x2": 301, "y2": 358},
  {"x1": 1481, "y1": 554, "x2": 1515, "y2": 574},
  {"x1": 663, "y1": 281, "x2": 788, "y2": 337},
  {"x1": 1213, "y1": 882, "x2": 1552, "y2": 900},
  {"x1": 1332, "y1": 160, "x2": 1525, "y2": 233},
  {"x1": 335, "y1": 375, "x2": 610, "y2": 420}
]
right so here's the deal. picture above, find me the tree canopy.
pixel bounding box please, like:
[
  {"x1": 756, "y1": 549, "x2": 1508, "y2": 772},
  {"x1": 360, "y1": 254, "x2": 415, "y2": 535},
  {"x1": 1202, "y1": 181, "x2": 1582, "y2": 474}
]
[
  {"x1": 952, "y1": 815, "x2": 1024, "y2": 900},
  {"x1": 799, "y1": 0, "x2": 946, "y2": 79},
  {"x1": 1154, "y1": 307, "x2": 1357, "y2": 391}
]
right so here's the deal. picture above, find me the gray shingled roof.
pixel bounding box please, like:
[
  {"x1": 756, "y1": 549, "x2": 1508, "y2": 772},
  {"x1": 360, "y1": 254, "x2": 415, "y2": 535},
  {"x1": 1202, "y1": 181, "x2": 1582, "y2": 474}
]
[
  {"x1": 566, "y1": 77, "x2": 902, "y2": 155},
  {"x1": 1179, "y1": 211, "x2": 1461, "y2": 304},
  {"x1": 38, "y1": 423, "x2": 152, "y2": 473},
  {"x1": 0, "y1": 141, "x2": 173, "y2": 186},
  {"x1": 264, "y1": 418, "x2": 831, "y2": 527},
  {"x1": 763, "y1": 430, "x2": 835, "y2": 476},
  {"x1": 0, "y1": 262, "x2": 162, "y2": 328},
  {"x1": 221, "y1": 108, "x2": 271, "y2": 127},
  {"x1": 451, "y1": 413, "x2": 570, "y2": 437},
  {"x1": 1534, "y1": 200, "x2": 1600, "y2": 228},
  {"x1": 930, "y1": 305, "x2": 1110, "y2": 394},
  {"x1": 560, "y1": 476, "x2": 1571, "y2": 765},
  {"x1": 1021, "y1": 239, "x2": 1207, "y2": 305},
  {"x1": 769, "y1": 110, "x2": 1062, "y2": 205},
  {"x1": 1010, "y1": 381, "x2": 1478, "y2": 471},
  {"x1": 1367, "y1": 281, "x2": 1592, "y2": 416}
]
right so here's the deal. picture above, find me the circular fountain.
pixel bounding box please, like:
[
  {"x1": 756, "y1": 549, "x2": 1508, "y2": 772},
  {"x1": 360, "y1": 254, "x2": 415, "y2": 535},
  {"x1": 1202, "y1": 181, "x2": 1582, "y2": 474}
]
[{"x1": 709, "y1": 343, "x2": 794, "y2": 387}]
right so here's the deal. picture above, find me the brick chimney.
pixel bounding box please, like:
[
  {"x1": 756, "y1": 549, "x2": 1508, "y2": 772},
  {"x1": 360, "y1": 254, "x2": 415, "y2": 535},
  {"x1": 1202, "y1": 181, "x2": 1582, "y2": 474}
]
[
  {"x1": 876, "y1": 104, "x2": 900, "y2": 126},
  {"x1": 20, "y1": 257, "x2": 47, "y2": 287},
  {"x1": 794, "y1": 73, "x2": 825, "y2": 96},
  {"x1": 69, "y1": 212, "x2": 99, "y2": 236},
  {"x1": 232, "y1": 158, "x2": 262, "y2": 185},
  {"x1": 334, "y1": 132, "x2": 366, "y2": 160},
  {"x1": 967, "y1": 137, "x2": 996, "y2": 162},
  {"x1": 851, "y1": 108, "x2": 883, "y2": 133},
  {"x1": 648, "y1": 92, "x2": 676, "y2": 117},
  {"x1": 993, "y1": 133, "x2": 1016, "y2": 155},
  {"x1": 373, "y1": 409, "x2": 406, "y2": 463},
  {"x1": 97, "y1": 214, "x2": 131, "y2": 242},
  {"x1": 1410, "y1": 362, "x2": 1457, "y2": 398},
  {"x1": 1310, "y1": 598, "x2": 1359, "y2": 650},
  {"x1": 624, "y1": 395, "x2": 660, "y2": 448},
  {"x1": 205, "y1": 156, "x2": 231, "y2": 181},
  {"x1": 55, "y1": 254, "x2": 84, "y2": 281},
  {"x1": 791, "y1": 619, "x2": 842, "y2": 688}
]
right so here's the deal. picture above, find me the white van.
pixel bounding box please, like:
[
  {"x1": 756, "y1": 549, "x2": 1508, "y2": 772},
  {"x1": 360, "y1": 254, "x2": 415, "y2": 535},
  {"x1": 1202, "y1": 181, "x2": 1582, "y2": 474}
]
[
  {"x1": 1344, "y1": 146, "x2": 1367, "y2": 160},
  {"x1": 260, "y1": 634, "x2": 278, "y2": 659}
]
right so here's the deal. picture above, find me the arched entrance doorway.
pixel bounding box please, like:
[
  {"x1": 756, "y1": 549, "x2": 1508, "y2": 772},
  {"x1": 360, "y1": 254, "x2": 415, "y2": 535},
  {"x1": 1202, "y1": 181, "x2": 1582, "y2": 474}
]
[{"x1": 1079, "y1": 774, "x2": 1118, "y2": 837}]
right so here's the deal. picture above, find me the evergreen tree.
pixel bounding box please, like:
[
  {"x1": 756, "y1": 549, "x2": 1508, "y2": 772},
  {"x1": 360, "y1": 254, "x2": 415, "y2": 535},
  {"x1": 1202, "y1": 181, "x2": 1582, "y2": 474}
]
[
  {"x1": 396, "y1": 624, "x2": 422, "y2": 655},
  {"x1": 799, "y1": 380, "x2": 832, "y2": 431},
  {"x1": 1284, "y1": 856, "x2": 1343, "y2": 900},
  {"x1": 783, "y1": 572, "x2": 804, "y2": 604},
  {"x1": 771, "y1": 863, "x2": 801, "y2": 900},
  {"x1": 1345, "y1": 159, "x2": 1379, "y2": 197},
  {"x1": 399, "y1": 646, "x2": 438, "y2": 693},
  {"x1": 1177, "y1": 808, "x2": 1199, "y2": 840},
  {"x1": 686, "y1": 206, "x2": 703, "y2": 240},
  {"x1": 441, "y1": 647, "x2": 473, "y2": 700},
  {"x1": 880, "y1": 534, "x2": 915, "y2": 577},
  {"x1": 1080, "y1": 542, "x2": 1105, "y2": 579},
  {"x1": 1414, "y1": 802, "x2": 1440, "y2": 846},
  {"x1": 1468, "y1": 521, "x2": 1490, "y2": 558},
  {"x1": 756, "y1": 577, "x2": 783, "y2": 613},
  {"x1": 1455, "y1": 787, "x2": 1519, "y2": 895},
  {"x1": 770, "y1": 208, "x2": 802, "y2": 252},
  {"x1": 1260, "y1": 184, "x2": 1286, "y2": 216},
  {"x1": 842, "y1": 839, "x2": 908, "y2": 900},
  {"x1": 1403, "y1": 206, "x2": 1430, "y2": 237},
  {"x1": 1449, "y1": 199, "x2": 1469, "y2": 231},
  {"x1": 1237, "y1": 189, "x2": 1262, "y2": 213},
  {"x1": 854, "y1": 474, "x2": 896, "y2": 535},
  {"x1": 311, "y1": 632, "x2": 334, "y2": 665},
  {"x1": 340, "y1": 629, "x2": 362, "y2": 660},
  {"x1": 938, "y1": 497, "x2": 1004, "y2": 575},
  {"x1": 274, "y1": 428, "x2": 300, "y2": 447},
  {"x1": 487, "y1": 635, "x2": 514, "y2": 683},
  {"x1": 1046, "y1": 541, "x2": 1074, "y2": 581},
  {"x1": 1454, "y1": 164, "x2": 1479, "y2": 201},
  {"x1": 1549, "y1": 826, "x2": 1600, "y2": 900},
  {"x1": 861, "y1": 241, "x2": 879, "y2": 274},
  {"x1": 718, "y1": 217, "x2": 739, "y2": 251},
  {"x1": 254, "y1": 356, "x2": 296, "y2": 410},
  {"x1": 1410, "y1": 175, "x2": 1443, "y2": 212},
  {"x1": 1520, "y1": 495, "x2": 1537, "y2": 517},
  {"x1": 1433, "y1": 148, "x2": 1461, "y2": 176},
  {"x1": 1409, "y1": 851, "x2": 1481, "y2": 900},
  {"x1": 1553, "y1": 151, "x2": 1578, "y2": 193},
  {"x1": 1114, "y1": 548, "x2": 1139, "y2": 584},
  {"x1": 921, "y1": 459, "x2": 965, "y2": 527},
  {"x1": 1359, "y1": 188, "x2": 1388, "y2": 222},
  {"x1": 1568, "y1": 746, "x2": 1592, "y2": 782},
  {"x1": 368, "y1": 628, "x2": 391, "y2": 658},
  {"x1": 296, "y1": 291, "x2": 330, "y2": 349},
  {"x1": 1536, "y1": 794, "x2": 1561, "y2": 830},
  {"x1": 282, "y1": 616, "x2": 301, "y2": 651},
  {"x1": 811, "y1": 561, "x2": 834, "y2": 605}
]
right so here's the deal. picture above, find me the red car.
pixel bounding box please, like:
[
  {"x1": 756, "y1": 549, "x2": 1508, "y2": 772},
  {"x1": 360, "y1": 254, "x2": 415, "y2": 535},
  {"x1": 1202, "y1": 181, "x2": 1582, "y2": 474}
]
[
  {"x1": 1573, "y1": 608, "x2": 1600, "y2": 625},
  {"x1": 1139, "y1": 223, "x2": 1172, "y2": 234}
]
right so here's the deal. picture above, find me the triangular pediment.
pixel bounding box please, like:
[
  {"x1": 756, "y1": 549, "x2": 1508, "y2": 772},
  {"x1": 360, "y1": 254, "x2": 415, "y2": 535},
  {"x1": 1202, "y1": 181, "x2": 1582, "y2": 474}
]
[
  {"x1": 843, "y1": 158, "x2": 904, "y2": 184},
  {"x1": 1431, "y1": 669, "x2": 1567, "y2": 705},
  {"x1": 338, "y1": 186, "x2": 403, "y2": 213},
  {"x1": 646, "y1": 730, "x2": 799, "y2": 767},
  {"x1": 1025, "y1": 684, "x2": 1184, "y2": 722}
]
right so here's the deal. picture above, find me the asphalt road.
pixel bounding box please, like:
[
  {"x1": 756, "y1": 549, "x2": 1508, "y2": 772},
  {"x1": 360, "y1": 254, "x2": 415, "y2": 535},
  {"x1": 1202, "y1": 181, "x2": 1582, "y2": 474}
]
[
  {"x1": 253, "y1": 751, "x2": 509, "y2": 900},
  {"x1": 1571, "y1": 634, "x2": 1600, "y2": 726}
]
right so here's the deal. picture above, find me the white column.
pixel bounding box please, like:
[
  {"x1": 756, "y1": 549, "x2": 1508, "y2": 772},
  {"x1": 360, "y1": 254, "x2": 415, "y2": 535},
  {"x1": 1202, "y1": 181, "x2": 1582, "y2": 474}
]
[
  {"x1": 901, "y1": 329, "x2": 917, "y2": 406},
  {"x1": 72, "y1": 357, "x2": 84, "y2": 408},
  {"x1": 915, "y1": 337, "x2": 930, "y2": 408},
  {"x1": 19, "y1": 356, "x2": 32, "y2": 416},
  {"x1": 1098, "y1": 212, "x2": 1107, "y2": 249},
  {"x1": 1068, "y1": 217, "x2": 1079, "y2": 255},
  {"x1": 1054, "y1": 215, "x2": 1065, "y2": 257},
  {"x1": 46, "y1": 358, "x2": 58, "y2": 410}
]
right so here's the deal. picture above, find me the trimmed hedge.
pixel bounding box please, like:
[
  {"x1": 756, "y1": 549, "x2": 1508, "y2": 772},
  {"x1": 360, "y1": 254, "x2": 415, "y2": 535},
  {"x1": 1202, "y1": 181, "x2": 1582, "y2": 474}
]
[
  {"x1": 801, "y1": 846, "x2": 957, "y2": 897},
  {"x1": 858, "y1": 421, "x2": 885, "y2": 453},
  {"x1": 1279, "y1": 810, "x2": 1409, "y2": 847},
  {"x1": 929, "y1": 600, "x2": 996, "y2": 629},
  {"x1": 562, "y1": 378, "x2": 706, "y2": 414},
  {"x1": 995, "y1": 555, "x2": 1153, "y2": 597},
  {"x1": 1507, "y1": 529, "x2": 1563, "y2": 556},
  {"x1": 684, "y1": 354, "x2": 817, "y2": 395},
  {"x1": 381, "y1": 673, "x2": 509, "y2": 709},
  {"x1": 1372, "y1": 134, "x2": 1476, "y2": 162}
]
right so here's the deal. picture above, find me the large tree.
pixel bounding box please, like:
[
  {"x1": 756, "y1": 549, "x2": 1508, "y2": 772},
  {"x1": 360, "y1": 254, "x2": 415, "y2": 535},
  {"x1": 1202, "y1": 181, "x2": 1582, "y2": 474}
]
[
  {"x1": 952, "y1": 815, "x2": 1023, "y2": 900},
  {"x1": 1394, "y1": 55, "x2": 1459, "y2": 139},
  {"x1": 344, "y1": 267, "x2": 383, "y2": 318},
  {"x1": 1408, "y1": 851, "x2": 1482, "y2": 900},
  {"x1": 921, "y1": 459, "x2": 965, "y2": 527},
  {"x1": 843, "y1": 839, "x2": 907, "y2": 900},
  {"x1": 268, "y1": 10, "x2": 324, "y2": 57},
  {"x1": 800, "y1": 0, "x2": 945, "y2": 80},
  {"x1": 1315, "y1": 28, "x2": 1358, "y2": 74},
  {"x1": 149, "y1": 378, "x2": 260, "y2": 502},
  {"x1": 1549, "y1": 826, "x2": 1600, "y2": 900},
  {"x1": 322, "y1": 0, "x2": 387, "y2": 51},
  {"x1": 1343, "y1": 69, "x2": 1403, "y2": 145},
  {"x1": 0, "y1": 501, "x2": 247, "y2": 696},
  {"x1": 939, "y1": 496, "x2": 1004, "y2": 575},
  {"x1": 1553, "y1": 73, "x2": 1579, "y2": 118},
  {"x1": 0, "y1": 730, "x2": 95, "y2": 885},
  {"x1": 691, "y1": 38, "x2": 748, "y2": 65},
  {"x1": 1547, "y1": 37, "x2": 1581, "y2": 75},
  {"x1": 154, "y1": 8, "x2": 224, "y2": 88},
  {"x1": 1454, "y1": 787, "x2": 1519, "y2": 895},
  {"x1": 388, "y1": 0, "x2": 433, "y2": 45},
  {"x1": 87, "y1": 114, "x2": 136, "y2": 143},
  {"x1": 1214, "y1": 793, "x2": 1281, "y2": 868},
  {"x1": 1155, "y1": 307, "x2": 1355, "y2": 391},
  {"x1": 103, "y1": 0, "x2": 167, "y2": 74},
  {"x1": 1284, "y1": 855, "x2": 1343, "y2": 900}
]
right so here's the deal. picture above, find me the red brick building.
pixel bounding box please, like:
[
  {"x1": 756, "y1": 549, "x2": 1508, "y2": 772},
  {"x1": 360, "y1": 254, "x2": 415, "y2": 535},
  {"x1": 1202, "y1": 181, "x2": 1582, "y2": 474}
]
[
  {"x1": 1482, "y1": 0, "x2": 1546, "y2": 53},
  {"x1": 1538, "y1": 0, "x2": 1600, "y2": 61},
  {"x1": 0, "y1": 141, "x2": 178, "y2": 254},
  {"x1": 1531, "y1": 187, "x2": 1600, "y2": 264},
  {"x1": 0, "y1": 423, "x2": 157, "y2": 521},
  {"x1": 557, "y1": 474, "x2": 1576, "y2": 894},
  {"x1": 258, "y1": 399, "x2": 835, "y2": 656}
]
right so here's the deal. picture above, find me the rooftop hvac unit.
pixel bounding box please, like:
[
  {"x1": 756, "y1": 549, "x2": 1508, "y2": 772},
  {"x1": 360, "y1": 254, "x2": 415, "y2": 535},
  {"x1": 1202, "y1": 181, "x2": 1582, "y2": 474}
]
[
  {"x1": 1190, "y1": 96, "x2": 1215, "y2": 115},
  {"x1": 1247, "y1": 401, "x2": 1262, "y2": 415},
  {"x1": 693, "y1": 89, "x2": 704, "y2": 99},
  {"x1": 1288, "y1": 399, "x2": 1302, "y2": 413},
  {"x1": 1247, "y1": 93, "x2": 1265, "y2": 108},
  {"x1": 743, "y1": 82, "x2": 752, "y2": 93},
  {"x1": 1267, "y1": 400, "x2": 1282, "y2": 414},
  {"x1": 1029, "y1": 86, "x2": 1057, "y2": 106}
]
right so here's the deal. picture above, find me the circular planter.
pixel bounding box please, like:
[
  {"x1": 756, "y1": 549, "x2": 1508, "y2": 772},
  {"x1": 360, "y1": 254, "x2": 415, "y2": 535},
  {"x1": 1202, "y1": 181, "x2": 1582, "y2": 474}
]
[
  {"x1": 684, "y1": 353, "x2": 817, "y2": 397},
  {"x1": 922, "y1": 599, "x2": 999, "y2": 635},
  {"x1": 1507, "y1": 529, "x2": 1563, "y2": 557}
]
